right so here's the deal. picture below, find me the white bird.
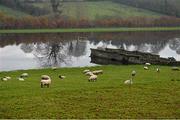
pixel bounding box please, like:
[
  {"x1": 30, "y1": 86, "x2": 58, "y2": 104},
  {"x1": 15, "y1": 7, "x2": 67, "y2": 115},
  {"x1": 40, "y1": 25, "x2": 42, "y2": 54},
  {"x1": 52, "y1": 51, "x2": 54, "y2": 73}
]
[
  {"x1": 131, "y1": 70, "x2": 136, "y2": 77},
  {"x1": 156, "y1": 68, "x2": 160, "y2": 73}
]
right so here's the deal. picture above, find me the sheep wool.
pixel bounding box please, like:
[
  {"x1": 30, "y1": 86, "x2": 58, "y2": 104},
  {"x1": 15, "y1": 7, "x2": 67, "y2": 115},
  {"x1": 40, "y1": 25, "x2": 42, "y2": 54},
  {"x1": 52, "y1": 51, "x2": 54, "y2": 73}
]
[
  {"x1": 83, "y1": 69, "x2": 90, "y2": 73},
  {"x1": 89, "y1": 75, "x2": 97, "y2": 82},
  {"x1": 92, "y1": 70, "x2": 103, "y2": 75},
  {"x1": 41, "y1": 75, "x2": 51, "y2": 88}
]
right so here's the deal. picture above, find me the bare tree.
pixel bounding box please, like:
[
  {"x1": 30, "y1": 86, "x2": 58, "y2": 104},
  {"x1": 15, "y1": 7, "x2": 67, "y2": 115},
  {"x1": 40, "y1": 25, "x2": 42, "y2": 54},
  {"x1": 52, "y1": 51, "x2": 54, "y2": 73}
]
[{"x1": 50, "y1": 0, "x2": 63, "y2": 16}]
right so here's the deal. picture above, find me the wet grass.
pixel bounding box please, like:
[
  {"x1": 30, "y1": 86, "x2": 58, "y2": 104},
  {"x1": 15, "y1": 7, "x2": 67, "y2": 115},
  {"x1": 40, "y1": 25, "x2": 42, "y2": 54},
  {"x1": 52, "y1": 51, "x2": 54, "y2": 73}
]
[
  {"x1": 0, "y1": 65, "x2": 179, "y2": 119},
  {"x1": 0, "y1": 27, "x2": 180, "y2": 34}
]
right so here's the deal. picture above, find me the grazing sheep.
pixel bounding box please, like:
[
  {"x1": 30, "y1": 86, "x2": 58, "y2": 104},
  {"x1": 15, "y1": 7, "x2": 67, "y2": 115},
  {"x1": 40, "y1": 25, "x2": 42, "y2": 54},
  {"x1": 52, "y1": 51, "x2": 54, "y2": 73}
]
[
  {"x1": 89, "y1": 74, "x2": 97, "y2": 82},
  {"x1": 85, "y1": 71, "x2": 94, "y2": 76},
  {"x1": 21, "y1": 73, "x2": 29, "y2": 78},
  {"x1": 41, "y1": 75, "x2": 51, "y2": 88},
  {"x1": 18, "y1": 78, "x2": 25, "y2": 81},
  {"x1": 83, "y1": 69, "x2": 90, "y2": 73},
  {"x1": 52, "y1": 67, "x2": 57, "y2": 71},
  {"x1": 144, "y1": 66, "x2": 149, "y2": 70},
  {"x1": 145, "y1": 63, "x2": 151, "y2": 66},
  {"x1": 124, "y1": 79, "x2": 133, "y2": 85},
  {"x1": 1, "y1": 77, "x2": 8, "y2": 81},
  {"x1": 6, "y1": 76, "x2": 11, "y2": 80},
  {"x1": 92, "y1": 70, "x2": 103, "y2": 75},
  {"x1": 59, "y1": 75, "x2": 66, "y2": 80},
  {"x1": 172, "y1": 67, "x2": 180, "y2": 71}
]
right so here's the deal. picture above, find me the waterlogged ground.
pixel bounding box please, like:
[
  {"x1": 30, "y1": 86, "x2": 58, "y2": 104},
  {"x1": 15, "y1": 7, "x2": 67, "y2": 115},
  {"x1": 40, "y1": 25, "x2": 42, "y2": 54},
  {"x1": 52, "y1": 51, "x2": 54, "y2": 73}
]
[
  {"x1": 0, "y1": 65, "x2": 179, "y2": 119},
  {"x1": 0, "y1": 31, "x2": 180, "y2": 71}
]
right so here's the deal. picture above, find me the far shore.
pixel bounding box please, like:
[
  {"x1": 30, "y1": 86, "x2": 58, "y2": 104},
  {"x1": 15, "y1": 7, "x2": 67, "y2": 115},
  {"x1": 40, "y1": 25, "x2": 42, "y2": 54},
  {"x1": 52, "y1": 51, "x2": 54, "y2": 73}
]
[{"x1": 0, "y1": 27, "x2": 180, "y2": 34}]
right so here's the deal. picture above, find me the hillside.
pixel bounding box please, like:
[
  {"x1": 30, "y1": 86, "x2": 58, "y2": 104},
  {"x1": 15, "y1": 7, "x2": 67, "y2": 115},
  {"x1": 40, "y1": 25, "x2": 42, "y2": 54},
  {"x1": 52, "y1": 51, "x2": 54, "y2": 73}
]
[
  {"x1": 0, "y1": 5, "x2": 30, "y2": 17},
  {"x1": 113, "y1": 0, "x2": 180, "y2": 17},
  {"x1": 30, "y1": 1, "x2": 163, "y2": 20}
]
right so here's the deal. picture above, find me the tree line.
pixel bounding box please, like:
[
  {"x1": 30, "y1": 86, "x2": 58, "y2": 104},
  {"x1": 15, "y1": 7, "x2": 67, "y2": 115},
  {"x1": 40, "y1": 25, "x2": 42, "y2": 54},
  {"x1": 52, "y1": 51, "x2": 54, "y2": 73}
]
[{"x1": 1, "y1": 11, "x2": 180, "y2": 29}]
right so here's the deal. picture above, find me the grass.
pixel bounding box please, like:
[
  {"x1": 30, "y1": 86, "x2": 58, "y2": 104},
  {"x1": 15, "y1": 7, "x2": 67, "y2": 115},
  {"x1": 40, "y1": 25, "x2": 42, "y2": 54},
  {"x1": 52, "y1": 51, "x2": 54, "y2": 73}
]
[
  {"x1": 0, "y1": 27, "x2": 180, "y2": 34},
  {"x1": 0, "y1": 65, "x2": 179, "y2": 119},
  {"x1": 31, "y1": 1, "x2": 163, "y2": 20}
]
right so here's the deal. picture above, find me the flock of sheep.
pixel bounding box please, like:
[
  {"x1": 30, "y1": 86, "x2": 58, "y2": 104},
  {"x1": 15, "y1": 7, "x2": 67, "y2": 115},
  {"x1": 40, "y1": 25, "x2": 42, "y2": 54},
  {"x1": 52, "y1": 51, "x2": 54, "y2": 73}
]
[{"x1": 1, "y1": 63, "x2": 180, "y2": 88}]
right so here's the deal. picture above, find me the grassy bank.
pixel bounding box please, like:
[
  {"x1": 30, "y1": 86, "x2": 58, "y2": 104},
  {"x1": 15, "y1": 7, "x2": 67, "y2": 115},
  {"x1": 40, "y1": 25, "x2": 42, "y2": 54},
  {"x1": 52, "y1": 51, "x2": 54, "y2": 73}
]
[
  {"x1": 0, "y1": 65, "x2": 179, "y2": 119},
  {"x1": 0, "y1": 27, "x2": 180, "y2": 34}
]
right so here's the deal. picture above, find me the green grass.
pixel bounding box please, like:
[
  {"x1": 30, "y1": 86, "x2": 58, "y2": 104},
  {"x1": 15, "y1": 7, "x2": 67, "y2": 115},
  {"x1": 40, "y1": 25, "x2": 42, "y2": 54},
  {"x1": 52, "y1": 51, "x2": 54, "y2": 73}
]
[
  {"x1": 0, "y1": 65, "x2": 179, "y2": 119},
  {"x1": 0, "y1": 27, "x2": 180, "y2": 34},
  {"x1": 31, "y1": 1, "x2": 163, "y2": 20},
  {"x1": 0, "y1": 5, "x2": 30, "y2": 17}
]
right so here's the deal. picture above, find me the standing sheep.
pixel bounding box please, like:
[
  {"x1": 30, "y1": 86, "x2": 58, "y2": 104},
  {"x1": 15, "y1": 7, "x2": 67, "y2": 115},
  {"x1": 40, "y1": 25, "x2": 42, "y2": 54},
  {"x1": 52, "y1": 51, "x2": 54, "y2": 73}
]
[
  {"x1": 92, "y1": 70, "x2": 103, "y2": 75},
  {"x1": 41, "y1": 75, "x2": 51, "y2": 88},
  {"x1": 89, "y1": 74, "x2": 97, "y2": 82}
]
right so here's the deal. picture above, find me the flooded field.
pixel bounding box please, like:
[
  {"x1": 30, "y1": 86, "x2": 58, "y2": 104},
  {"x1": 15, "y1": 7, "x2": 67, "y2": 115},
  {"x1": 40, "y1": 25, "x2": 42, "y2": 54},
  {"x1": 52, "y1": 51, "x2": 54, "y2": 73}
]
[{"x1": 0, "y1": 31, "x2": 180, "y2": 71}]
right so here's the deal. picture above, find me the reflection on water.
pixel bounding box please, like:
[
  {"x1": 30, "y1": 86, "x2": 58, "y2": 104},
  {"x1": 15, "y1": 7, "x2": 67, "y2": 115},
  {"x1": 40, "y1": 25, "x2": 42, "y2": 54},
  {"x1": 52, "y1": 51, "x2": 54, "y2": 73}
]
[{"x1": 0, "y1": 32, "x2": 180, "y2": 71}]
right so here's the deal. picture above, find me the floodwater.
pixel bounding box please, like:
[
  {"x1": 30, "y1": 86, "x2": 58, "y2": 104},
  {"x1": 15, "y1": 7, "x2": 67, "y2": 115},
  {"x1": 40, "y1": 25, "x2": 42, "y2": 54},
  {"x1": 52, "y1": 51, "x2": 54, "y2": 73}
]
[{"x1": 0, "y1": 31, "x2": 180, "y2": 71}]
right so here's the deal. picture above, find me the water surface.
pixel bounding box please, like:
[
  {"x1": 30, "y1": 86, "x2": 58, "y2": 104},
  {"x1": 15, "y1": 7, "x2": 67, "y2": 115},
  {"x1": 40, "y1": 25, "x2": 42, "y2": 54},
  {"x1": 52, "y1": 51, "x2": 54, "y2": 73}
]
[{"x1": 0, "y1": 32, "x2": 180, "y2": 71}]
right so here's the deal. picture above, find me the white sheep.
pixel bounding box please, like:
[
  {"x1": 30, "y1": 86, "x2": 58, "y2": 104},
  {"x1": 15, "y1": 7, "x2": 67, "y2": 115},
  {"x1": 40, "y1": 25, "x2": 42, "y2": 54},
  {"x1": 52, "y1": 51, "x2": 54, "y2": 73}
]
[
  {"x1": 59, "y1": 75, "x2": 66, "y2": 80},
  {"x1": 18, "y1": 78, "x2": 25, "y2": 81},
  {"x1": 89, "y1": 74, "x2": 97, "y2": 82},
  {"x1": 124, "y1": 79, "x2": 133, "y2": 85},
  {"x1": 172, "y1": 67, "x2": 179, "y2": 71},
  {"x1": 52, "y1": 67, "x2": 57, "y2": 71},
  {"x1": 85, "y1": 71, "x2": 94, "y2": 76},
  {"x1": 41, "y1": 75, "x2": 51, "y2": 88},
  {"x1": 1, "y1": 77, "x2": 8, "y2": 81},
  {"x1": 145, "y1": 63, "x2": 151, "y2": 66},
  {"x1": 21, "y1": 73, "x2": 29, "y2": 78},
  {"x1": 92, "y1": 70, "x2": 103, "y2": 75},
  {"x1": 6, "y1": 76, "x2": 11, "y2": 80},
  {"x1": 83, "y1": 69, "x2": 90, "y2": 73},
  {"x1": 144, "y1": 66, "x2": 149, "y2": 70}
]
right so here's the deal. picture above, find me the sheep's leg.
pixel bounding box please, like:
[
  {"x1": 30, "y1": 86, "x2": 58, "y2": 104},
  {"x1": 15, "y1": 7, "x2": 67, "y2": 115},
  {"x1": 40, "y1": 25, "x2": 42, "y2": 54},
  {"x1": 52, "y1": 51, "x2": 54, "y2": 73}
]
[
  {"x1": 41, "y1": 83, "x2": 43, "y2": 88},
  {"x1": 47, "y1": 84, "x2": 49, "y2": 88}
]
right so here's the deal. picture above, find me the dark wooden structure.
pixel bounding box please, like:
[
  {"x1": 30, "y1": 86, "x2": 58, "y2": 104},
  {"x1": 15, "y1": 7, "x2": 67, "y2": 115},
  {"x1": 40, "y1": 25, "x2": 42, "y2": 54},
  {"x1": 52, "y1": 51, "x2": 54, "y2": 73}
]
[{"x1": 90, "y1": 48, "x2": 180, "y2": 66}]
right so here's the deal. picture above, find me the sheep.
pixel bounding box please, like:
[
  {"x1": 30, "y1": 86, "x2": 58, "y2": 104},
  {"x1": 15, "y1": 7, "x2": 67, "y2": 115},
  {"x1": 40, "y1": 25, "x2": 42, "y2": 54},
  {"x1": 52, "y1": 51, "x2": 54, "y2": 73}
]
[
  {"x1": 145, "y1": 63, "x2": 151, "y2": 66},
  {"x1": 144, "y1": 66, "x2": 149, "y2": 70},
  {"x1": 83, "y1": 69, "x2": 90, "y2": 73},
  {"x1": 89, "y1": 74, "x2": 97, "y2": 82},
  {"x1": 52, "y1": 67, "x2": 57, "y2": 71},
  {"x1": 171, "y1": 67, "x2": 179, "y2": 71},
  {"x1": 5, "y1": 76, "x2": 11, "y2": 80},
  {"x1": 1, "y1": 77, "x2": 8, "y2": 81},
  {"x1": 41, "y1": 75, "x2": 51, "y2": 88},
  {"x1": 131, "y1": 70, "x2": 136, "y2": 77},
  {"x1": 21, "y1": 73, "x2": 29, "y2": 78},
  {"x1": 124, "y1": 79, "x2": 133, "y2": 85},
  {"x1": 18, "y1": 78, "x2": 25, "y2": 81},
  {"x1": 92, "y1": 70, "x2": 103, "y2": 75},
  {"x1": 59, "y1": 75, "x2": 66, "y2": 80},
  {"x1": 85, "y1": 71, "x2": 94, "y2": 76}
]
